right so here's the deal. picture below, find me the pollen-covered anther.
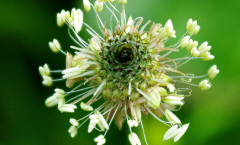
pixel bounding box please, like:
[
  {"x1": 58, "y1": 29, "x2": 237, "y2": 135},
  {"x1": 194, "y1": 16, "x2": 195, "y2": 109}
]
[
  {"x1": 198, "y1": 42, "x2": 211, "y2": 57},
  {"x1": 57, "y1": 8, "x2": 83, "y2": 33},
  {"x1": 127, "y1": 120, "x2": 139, "y2": 128},
  {"x1": 94, "y1": 135, "x2": 106, "y2": 145},
  {"x1": 45, "y1": 95, "x2": 58, "y2": 107},
  {"x1": 68, "y1": 126, "x2": 78, "y2": 138},
  {"x1": 94, "y1": 1, "x2": 104, "y2": 12},
  {"x1": 125, "y1": 16, "x2": 133, "y2": 33},
  {"x1": 186, "y1": 39, "x2": 198, "y2": 51},
  {"x1": 187, "y1": 19, "x2": 200, "y2": 35},
  {"x1": 57, "y1": 10, "x2": 70, "y2": 27},
  {"x1": 128, "y1": 133, "x2": 141, "y2": 145},
  {"x1": 118, "y1": 0, "x2": 127, "y2": 5},
  {"x1": 44, "y1": 88, "x2": 66, "y2": 108},
  {"x1": 88, "y1": 114, "x2": 100, "y2": 133},
  {"x1": 95, "y1": 110, "x2": 109, "y2": 131},
  {"x1": 201, "y1": 52, "x2": 215, "y2": 61},
  {"x1": 163, "y1": 123, "x2": 190, "y2": 142},
  {"x1": 49, "y1": 39, "x2": 61, "y2": 53},
  {"x1": 199, "y1": 79, "x2": 211, "y2": 91},
  {"x1": 165, "y1": 109, "x2": 181, "y2": 125},
  {"x1": 62, "y1": 64, "x2": 90, "y2": 79},
  {"x1": 208, "y1": 65, "x2": 219, "y2": 79},
  {"x1": 39, "y1": 64, "x2": 50, "y2": 77},
  {"x1": 70, "y1": 8, "x2": 83, "y2": 33},
  {"x1": 190, "y1": 47, "x2": 200, "y2": 57},
  {"x1": 180, "y1": 36, "x2": 190, "y2": 48},
  {"x1": 80, "y1": 102, "x2": 93, "y2": 111},
  {"x1": 83, "y1": 0, "x2": 91, "y2": 12},
  {"x1": 70, "y1": 118, "x2": 79, "y2": 126},
  {"x1": 162, "y1": 95, "x2": 185, "y2": 106},
  {"x1": 42, "y1": 75, "x2": 53, "y2": 87},
  {"x1": 167, "y1": 84, "x2": 175, "y2": 93},
  {"x1": 89, "y1": 110, "x2": 109, "y2": 133},
  {"x1": 54, "y1": 88, "x2": 65, "y2": 98},
  {"x1": 59, "y1": 104, "x2": 77, "y2": 113},
  {"x1": 160, "y1": 19, "x2": 176, "y2": 39},
  {"x1": 147, "y1": 87, "x2": 161, "y2": 108}
]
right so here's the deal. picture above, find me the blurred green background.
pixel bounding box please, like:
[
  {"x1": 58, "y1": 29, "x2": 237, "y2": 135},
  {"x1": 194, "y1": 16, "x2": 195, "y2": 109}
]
[{"x1": 0, "y1": 0, "x2": 239, "y2": 145}]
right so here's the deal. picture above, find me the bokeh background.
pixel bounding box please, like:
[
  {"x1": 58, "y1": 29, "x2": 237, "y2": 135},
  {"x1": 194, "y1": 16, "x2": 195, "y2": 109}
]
[{"x1": 0, "y1": 0, "x2": 240, "y2": 145}]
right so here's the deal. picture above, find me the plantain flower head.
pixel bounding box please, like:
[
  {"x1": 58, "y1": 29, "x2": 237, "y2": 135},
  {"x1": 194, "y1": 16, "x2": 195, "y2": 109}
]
[{"x1": 39, "y1": 0, "x2": 219, "y2": 144}]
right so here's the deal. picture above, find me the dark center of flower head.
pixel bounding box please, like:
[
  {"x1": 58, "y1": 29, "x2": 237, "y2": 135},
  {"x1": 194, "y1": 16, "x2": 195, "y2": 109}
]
[{"x1": 115, "y1": 46, "x2": 133, "y2": 64}]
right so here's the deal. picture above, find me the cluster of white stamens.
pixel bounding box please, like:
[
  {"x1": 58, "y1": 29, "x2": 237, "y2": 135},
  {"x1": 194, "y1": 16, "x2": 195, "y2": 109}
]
[
  {"x1": 83, "y1": 0, "x2": 127, "y2": 13},
  {"x1": 127, "y1": 120, "x2": 139, "y2": 128},
  {"x1": 68, "y1": 118, "x2": 79, "y2": 138},
  {"x1": 39, "y1": 64, "x2": 52, "y2": 86},
  {"x1": 159, "y1": 19, "x2": 176, "y2": 39},
  {"x1": 57, "y1": 8, "x2": 83, "y2": 33},
  {"x1": 163, "y1": 110, "x2": 189, "y2": 142},
  {"x1": 180, "y1": 19, "x2": 214, "y2": 61},
  {"x1": 88, "y1": 110, "x2": 109, "y2": 133},
  {"x1": 45, "y1": 88, "x2": 78, "y2": 112},
  {"x1": 187, "y1": 19, "x2": 200, "y2": 35},
  {"x1": 45, "y1": 88, "x2": 65, "y2": 107},
  {"x1": 198, "y1": 65, "x2": 219, "y2": 91}
]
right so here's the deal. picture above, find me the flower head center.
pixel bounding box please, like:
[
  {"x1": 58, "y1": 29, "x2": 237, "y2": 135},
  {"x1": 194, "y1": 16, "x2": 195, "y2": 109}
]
[{"x1": 115, "y1": 45, "x2": 133, "y2": 64}]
